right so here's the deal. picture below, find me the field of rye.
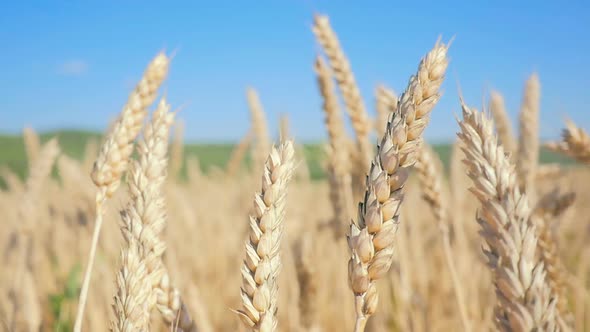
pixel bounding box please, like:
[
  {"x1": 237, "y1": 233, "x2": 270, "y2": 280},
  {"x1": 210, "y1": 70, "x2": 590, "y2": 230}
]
[{"x1": 2, "y1": 14, "x2": 590, "y2": 332}]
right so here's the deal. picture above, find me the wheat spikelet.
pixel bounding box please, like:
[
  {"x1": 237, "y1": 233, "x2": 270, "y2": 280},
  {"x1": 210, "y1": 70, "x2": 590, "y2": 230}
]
[
  {"x1": 545, "y1": 120, "x2": 590, "y2": 165},
  {"x1": 347, "y1": 41, "x2": 448, "y2": 331},
  {"x1": 75, "y1": 52, "x2": 170, "y2": 332},
  {"x1": 312, "y1": 15, "x2": 373, "y2": 194},
  {"x1": 112, "y1": 98, "x2": 174, "y2": 328},
  {"x1": 315, "y1": 56, "x2": 354, "y2": 237},
  {"x1": 116, "y1": 98, "x2": 197, "y2": 332},
  {"x1": 516, "y1": 73, "x2": 540, "y2": 199},
  {"x1": 375, "y1": 85, "x2": 398, "y2": 138},
  {"x1": 248, "y1": 87, "x2": 271, "y2": 176},
  {"x1": 227, "y1": 130, "x2": 253, "y2": 176},
  {"x1": 415, "y1": 143, "x2": 471, "y2": 331},
  {"x1": 23, "y1": 126, "x2": 41, "y2": 169},
  {"x1": 235, "y1": 141, "x2": 295, "y2": 332},
  {"x1": 457, "y1": 101, "x2": 558, "y2": 331},
  {"x1": 489, "y1": 90, "x2": 516, "y2": 154},
  {"x1": 112, "y1": 224, "x2": 152, "y2": 331}
]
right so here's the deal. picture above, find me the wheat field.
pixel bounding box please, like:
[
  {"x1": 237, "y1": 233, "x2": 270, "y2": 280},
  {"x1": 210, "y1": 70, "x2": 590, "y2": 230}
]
[{"x1": 2, "y1": 13, "x2": 590, "y2": 332}]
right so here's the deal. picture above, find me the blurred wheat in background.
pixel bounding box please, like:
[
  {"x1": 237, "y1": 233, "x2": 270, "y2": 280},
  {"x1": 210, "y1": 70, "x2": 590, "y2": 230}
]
[{"x1": 1, "y1": 12, "x2": 590, "y2": 332}]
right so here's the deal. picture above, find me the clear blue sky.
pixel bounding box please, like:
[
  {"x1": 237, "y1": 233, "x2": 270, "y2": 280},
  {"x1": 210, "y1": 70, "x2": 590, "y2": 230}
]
[{"x1": 1, "y1": 1, "x2": 589, "y2": 142}]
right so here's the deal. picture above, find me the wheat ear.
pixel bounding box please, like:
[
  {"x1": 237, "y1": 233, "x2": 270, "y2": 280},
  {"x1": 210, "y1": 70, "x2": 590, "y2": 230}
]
[
  {"x1": 312, "y1": 15, "x2": 373, "y2": 193},
  {"x1": 9, "y1": 138, "x2": 59, "y2": 332},
  {"x1": 112, "y1": 98, "x2": 174, "y2": 329},
  {"x1": 415, "y1": 144, "x2": 471, "y2": 331},
  {"x1": 545, "y1": 120, "x2": 590, "y2": 165},
  {"x1": 375, "y1": 85, "x2": 399, "y2": 138},
  {"x1": 347, "y1": 41, "x2": 448, "y2": 332},
  {"x1": 516, "y1": 73, "x2": 540, "y2": 199},
  {"x1": 315, "y1": 56, "x2": 354, "y2": 237},
  {"x1": 235, "y1": 141, "x2": 295, "y2": 332},
  {"x1": 248, "y1": 87, "x2": 271, "y2": 176},
  {"x1": 457, "y1": 101, "x2": 558, "y2": 331},
  {"x1": 75, "y1": 52, "x2": 169, "y2": 332},
  {"x1": 489, "y1": 90, "x2": 516, "y2": 154}
]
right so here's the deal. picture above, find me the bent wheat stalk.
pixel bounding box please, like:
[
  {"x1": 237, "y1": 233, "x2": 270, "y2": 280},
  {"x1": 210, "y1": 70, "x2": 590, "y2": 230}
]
[
  {"x1": 235, "y1": 141, "x2": 295, "y2": 332},
  {"x1": 75, "y1": 52, "x2": 169, "y2": 332},
  {"x1": 347, "y1": 41, "x2": 448, "y2": 332},
  {"x1": 545, "y1": 120, "x2": 590, "y2": 165},
  {"x1": 457, "y1": 101, "x2": 558, "y2": 331}
]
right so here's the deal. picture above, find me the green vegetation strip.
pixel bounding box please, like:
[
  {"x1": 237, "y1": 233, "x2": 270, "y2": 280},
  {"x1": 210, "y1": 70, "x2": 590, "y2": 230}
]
[{"x1": 0, "y1": 130, "x2": 575, "y2": 185}]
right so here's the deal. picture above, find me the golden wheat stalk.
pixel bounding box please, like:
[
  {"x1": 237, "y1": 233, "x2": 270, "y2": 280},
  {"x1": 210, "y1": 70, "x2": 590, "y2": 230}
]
[
  {"x1": 312, "y1": 15, "x2": 373, "y2": 194},
  {"x1": 315, "y1": 55, "x2": 354, "y2": 237},
  {"x1": 458, "y1": 101, "x2": 558, "y2": 331},
  {"x1": 489, "y1": 90, "x2": 516, "y2": 154},
  {"x1": 23, "y1": 126, "x2": 41, "y2": 169},
  {"x1": 545, "y1": 119, "x2": 590, "y2": 165},
  {"x1": 347, "y1": 41, "x2": 448, "y2": 332},
  {"x1": 75, "y1": 52, "x2": 169, "y2": 332},
  {"x1": 516, "y1": 73, "x2": 540, "y2": 200},
  {"x1": 8, "y1": 138, "x2": 59, "y2": 332},
  {"x1": 235, "y1": 141, "x2": 295, "y2": 332},
  {"x1": 112, "y1": 98, "x2": 174, "y2": 329},
  {"x1": 247, "y1": 87, "x2": 271, "y2": 176}
]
